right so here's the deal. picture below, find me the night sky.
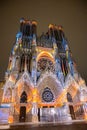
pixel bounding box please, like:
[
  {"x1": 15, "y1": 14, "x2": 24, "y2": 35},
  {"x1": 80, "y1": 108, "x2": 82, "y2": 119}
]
[{"x1": 0, "y1": 0, "x2": 87, "y2": 83}]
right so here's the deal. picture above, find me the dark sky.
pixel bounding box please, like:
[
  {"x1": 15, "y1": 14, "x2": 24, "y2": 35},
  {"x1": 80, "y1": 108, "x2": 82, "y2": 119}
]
[{"x1": 0, "y1": 0, "x2": 87, "y2": 83}]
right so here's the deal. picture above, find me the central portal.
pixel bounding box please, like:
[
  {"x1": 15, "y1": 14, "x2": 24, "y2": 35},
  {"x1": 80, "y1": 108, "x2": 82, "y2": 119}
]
[{"x1": 19, "y1": 91, "x2": 27, "y2": 122}]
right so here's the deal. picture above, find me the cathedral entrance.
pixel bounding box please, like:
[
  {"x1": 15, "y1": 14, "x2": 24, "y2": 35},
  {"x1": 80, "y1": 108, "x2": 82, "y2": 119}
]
[
  {"x1": 67, "y1": 93, "x2": 75, "y2": 119},
  {"x1": 38, "y1": 87, "x2": 57, "y2": 122},
  {"x1": 39, "y1": 107, "x2": 59, "y2": 122},
  {"x1": 19, "y1": 106, "x2": 26, "y2": 122},
  {"x1": 19, "y1": 91, "x2": 27, "y2": 122}
]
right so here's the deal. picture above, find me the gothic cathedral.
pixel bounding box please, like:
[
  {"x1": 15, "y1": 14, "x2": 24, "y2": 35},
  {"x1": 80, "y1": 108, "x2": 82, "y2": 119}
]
[{"x1": 1, "y1": 18, "x2": 87, "y2": 123}]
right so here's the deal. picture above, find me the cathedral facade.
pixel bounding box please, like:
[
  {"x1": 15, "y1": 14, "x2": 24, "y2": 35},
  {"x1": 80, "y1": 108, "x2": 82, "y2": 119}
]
[{"x1": 0, "y1": 18, "x2": 87, "y2": 123}]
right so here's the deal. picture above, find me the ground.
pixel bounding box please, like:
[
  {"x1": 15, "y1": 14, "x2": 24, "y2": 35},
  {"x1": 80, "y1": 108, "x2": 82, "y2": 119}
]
[{"x1": 0, "y1": 121, "x2": 87, "y2": 130}]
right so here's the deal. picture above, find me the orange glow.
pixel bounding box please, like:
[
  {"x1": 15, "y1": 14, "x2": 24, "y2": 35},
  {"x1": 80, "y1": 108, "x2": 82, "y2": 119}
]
[
  {"x1": 14, "y1": 103, "x2": 20, "y2": 114},
  {"x1": 74, "y1": 105, "x2": 80, "y2": 112},
  {"x1": 38, "y1": 102, "x2": 63, "y2": 108},
  {"x1": 8, "y1": 116, "x2": 13, "y2": 123},
  {"x1": 27, "y1": 93, "x2": 32, "y2": 102},
  {"x1": 17, "y1": 82, "x2": 33, "y2": 99},
  {"x1": 2, "y1": 96, "x2": 5, "y2": 103},
  {"x1": 68, "y1": 85, "x2": 78, "y2": 99},
  {"x1": 84, "y1": 114, "x2": 87, "y2": 120},
  {"x1": 55, "y1": 26, "x2": 58, "y2": 30},
  {"x1": 32, "y1": 21, "x2": 37, "y2": 25},
  {"x1": 48, "y1": 24, "x2": 54, "y2": 29},
  {"x1": 2, "y1": 97, "x2": 11, "y2": 103},
  {"x1": 58, "y1": 25, "x2": 63, "y2": 31},
  {"x1": 79, "y1": 79, "x2": 85, "y2": 86},
  {"x1": 36, "y1": 51, "x2": 54, "y2": 63},
  {"x1": 56, "y1": 89, "x2": 67, "y2": 103},
  {"x1": 26, "y1": 103, "x2": 32, "y2": 113},
  {"x1": 15, "y1": 103, "x2": 32, "y2": 114},
  {"x1": 9, "y1": 75, "x2": 15, "y2": 83},
  {"x1": 32, "y1": 88, "x2": 38, "y2": 95},
  {"x1": 22, "y1": 19, "x2": 31, "y2": 24},
  {"x1": 32, "y1": 88, "x2": 40, "y2": 103},
  {"x1": 11, "y1": 97, "x2": 15, "y2": 103},
  {"x1": 38, "y1": 89, "x2": 68, "y2": 108},
  {"x1": 17, "y1": 83, "x2": 23, "y2": 98}
]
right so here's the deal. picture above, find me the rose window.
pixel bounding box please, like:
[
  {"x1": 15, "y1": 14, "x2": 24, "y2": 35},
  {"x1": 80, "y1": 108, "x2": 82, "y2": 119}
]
[
  {"x1": 42, "y1": 87, "x2": 54, "y2": 102},
  {"x1": 37, "y1": 57, "x2": 54, "y2": 72}
]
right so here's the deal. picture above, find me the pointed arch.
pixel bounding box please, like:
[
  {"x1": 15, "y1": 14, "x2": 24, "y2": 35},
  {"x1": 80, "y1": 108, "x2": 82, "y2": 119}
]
[
  {"x1": 2, "y1": 87, "x2": 12, "y2": 103},
  {"x1": 67, "y1": 92, "x2": 73, "y2": 102},
  {"x1": 65, "y1": 74, "x2": 79, "y2": 99},
  {"x1": 14, "y1": 71, "x2": 33, "y2": 103},
  {"x1": 20, "y1": 91, "x2": 27, "y2": 103},
  {"x1": 36, "y1": 51, "x2": 55, "y2": 63},
  {"x1": 37, "y1": 72, "x2": 63, "y2": 105}
]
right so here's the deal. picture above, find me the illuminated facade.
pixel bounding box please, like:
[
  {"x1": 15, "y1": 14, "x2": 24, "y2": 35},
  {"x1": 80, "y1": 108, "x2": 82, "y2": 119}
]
[{"x1": 0, "y1": 18, "x2": 87, "y2": 123}]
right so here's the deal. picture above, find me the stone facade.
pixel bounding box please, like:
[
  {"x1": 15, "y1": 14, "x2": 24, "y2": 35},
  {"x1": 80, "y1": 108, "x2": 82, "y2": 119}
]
[{"x1": 0, "y1": 18, "x2": 87, "y2": 123}]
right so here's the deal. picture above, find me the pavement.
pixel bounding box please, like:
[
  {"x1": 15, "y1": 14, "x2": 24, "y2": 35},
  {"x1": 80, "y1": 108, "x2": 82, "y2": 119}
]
[{"x1": 0, "y1": 120, "x2": 87, "y2": 130}]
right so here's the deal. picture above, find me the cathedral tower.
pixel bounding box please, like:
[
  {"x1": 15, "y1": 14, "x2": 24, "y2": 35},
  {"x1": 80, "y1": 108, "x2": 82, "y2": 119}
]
[{"x1": 0, "y1": 18, "x2": 87, "y2": 123}]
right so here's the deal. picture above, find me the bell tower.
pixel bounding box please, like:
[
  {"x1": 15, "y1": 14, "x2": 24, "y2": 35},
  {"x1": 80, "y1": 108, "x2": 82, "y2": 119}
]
[{"x1": 0, "y1": 18, "x2": 87, "y2": 123}]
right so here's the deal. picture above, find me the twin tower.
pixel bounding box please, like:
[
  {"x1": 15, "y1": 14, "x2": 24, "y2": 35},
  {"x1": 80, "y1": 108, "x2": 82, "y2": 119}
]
[{"x1": 1, "y1": 18, "x2": 87, "y2": 123}]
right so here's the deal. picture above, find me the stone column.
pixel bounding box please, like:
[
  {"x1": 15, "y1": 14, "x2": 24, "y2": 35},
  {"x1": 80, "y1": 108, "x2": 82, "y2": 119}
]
[
  {"x1": 32, "y1": 88, "x2": 38, "y2": 122},
  {"x1": 32, "y1": 103, "x2": 38, "y2": 122},
  {"x1": 8, "y1": 103, "x2": 14, "y2": 123}
]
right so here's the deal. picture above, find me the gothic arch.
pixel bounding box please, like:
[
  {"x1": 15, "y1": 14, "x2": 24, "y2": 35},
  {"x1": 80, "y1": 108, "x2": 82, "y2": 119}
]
[
  {"x1": 67, "y1": 92, "x2": 73, "y2": 102},
  {"x1": 15, "y1": 81, "x2": 32, "y2": 104},
  {"x1": 37, "y1": 72, "x2": 63, "y2": 104},
  {"x1": 65, "y1": 74, "x2": 80, "y2": 100},
  {"x1": 14, "y1": 77, "x2": 33, "y2": 114},
  {"x1": 20, "y1": 91, "x2": 27, "y2": 103},
  {"x1": 14, "y1": 72, "x2": 33, "y2": 104},
  {"x1": 36, "y1": 51, "x2": 55, "y2": 63},
  {"x1": 3, "y1": 87, "x2": 12, "y2": 103}
]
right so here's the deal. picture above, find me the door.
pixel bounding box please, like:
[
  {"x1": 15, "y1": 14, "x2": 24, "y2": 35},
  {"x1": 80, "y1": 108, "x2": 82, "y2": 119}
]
[
  {"x1": 19, "y1": 91, "x2": 27, "y2": 122},
  {"x1": 67, "y1": 93, "x2": 75, "y2": 119},
  {"x1": 19, "y1": 106, "x2": 26, "y2": 122}
]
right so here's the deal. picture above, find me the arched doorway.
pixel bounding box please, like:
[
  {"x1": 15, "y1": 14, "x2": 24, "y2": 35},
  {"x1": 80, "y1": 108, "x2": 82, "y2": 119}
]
[
  {"x1": 67, "y1": 93, "x2": 75, "y2": 119},
  {"x1": 38, "y1": 87, "x2": 55, "y2": 122},
  {"x1": 37, "y1": 73, "x2": 63, "y2": 122},
  {"x1": 19, "y1": 91, "x2": 27, "y2": 122}
]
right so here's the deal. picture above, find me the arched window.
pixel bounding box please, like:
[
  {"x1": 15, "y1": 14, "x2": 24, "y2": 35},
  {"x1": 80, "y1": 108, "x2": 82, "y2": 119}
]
[
  {"x1": 67, "y1": 92, "x2": 73, "y2": 102},
  {"x1": 21, "y1": 54, "x2": 25, "y2": 72},
  {"x1": 20, "y1": 91, "x2": 27, "y2": 103}
]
